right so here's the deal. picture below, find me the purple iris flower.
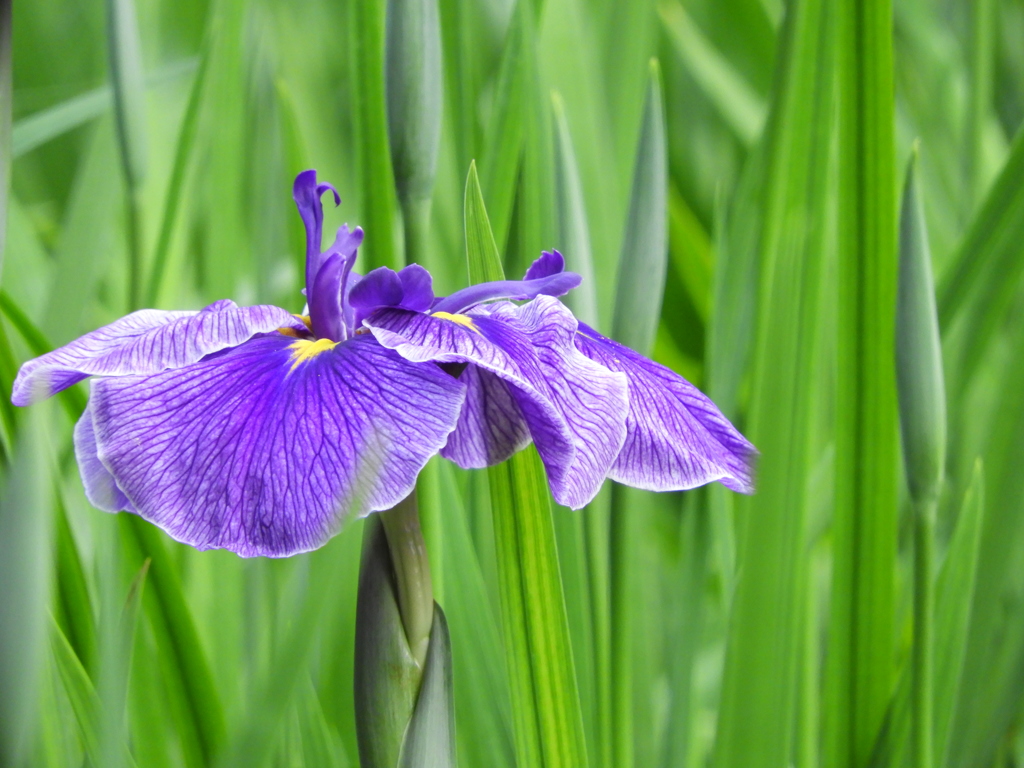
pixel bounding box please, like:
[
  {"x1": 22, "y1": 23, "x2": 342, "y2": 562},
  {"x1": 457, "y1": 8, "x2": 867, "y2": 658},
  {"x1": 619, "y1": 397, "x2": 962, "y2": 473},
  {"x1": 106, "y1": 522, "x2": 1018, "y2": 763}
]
[{"x1": 11, "y1": 170, "x2": 754, "y2": 558}]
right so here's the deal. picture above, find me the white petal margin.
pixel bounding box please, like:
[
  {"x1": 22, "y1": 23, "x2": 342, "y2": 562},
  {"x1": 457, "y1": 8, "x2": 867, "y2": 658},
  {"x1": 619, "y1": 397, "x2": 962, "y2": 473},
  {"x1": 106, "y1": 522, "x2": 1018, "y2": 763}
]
[
  {"x1": 13, "y1": 300, "x2": 301, "y2": 405},
  {"x1": 74, "y1": 404, "x2": 135, "y2": 513}
]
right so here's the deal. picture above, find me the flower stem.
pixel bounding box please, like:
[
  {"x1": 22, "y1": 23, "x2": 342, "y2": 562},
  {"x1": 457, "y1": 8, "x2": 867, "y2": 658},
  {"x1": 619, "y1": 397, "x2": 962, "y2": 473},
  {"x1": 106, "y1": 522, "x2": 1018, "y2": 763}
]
[
  {"x1": 379, "y1": 491, "x2": 434, "y2": 670},
  {"x1": 912, "y1": 496, "x2": 936, "y2": 768}
]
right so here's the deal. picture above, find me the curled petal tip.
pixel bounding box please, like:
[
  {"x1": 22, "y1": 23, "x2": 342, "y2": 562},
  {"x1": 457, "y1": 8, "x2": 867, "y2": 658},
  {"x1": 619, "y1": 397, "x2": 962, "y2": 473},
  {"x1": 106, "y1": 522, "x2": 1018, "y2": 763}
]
[
  {"x1": 524, "y1": 250, "x2": 566, "y2": 280},
  {"x1": 317, "y1": 182, "x2": 341, "y2": 207}
]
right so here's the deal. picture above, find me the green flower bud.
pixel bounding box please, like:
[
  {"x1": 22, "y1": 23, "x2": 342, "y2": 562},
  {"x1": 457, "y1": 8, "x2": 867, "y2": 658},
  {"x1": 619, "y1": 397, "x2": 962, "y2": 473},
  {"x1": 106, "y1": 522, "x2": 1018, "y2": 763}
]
[{"x1": 896, "y1": 145, "x2": 947, "y2": 504}]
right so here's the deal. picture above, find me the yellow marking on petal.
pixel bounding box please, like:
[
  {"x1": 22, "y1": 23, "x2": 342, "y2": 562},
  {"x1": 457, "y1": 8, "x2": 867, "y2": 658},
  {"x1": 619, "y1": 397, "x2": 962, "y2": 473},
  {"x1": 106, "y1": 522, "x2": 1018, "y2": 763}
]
[
  {"x1": 294, "y1": 314, "x2": 314, "y2": 331},
  {"x1": 277, "y1": 327, "x2": 304, "y2": 338},
  {"x1": 432, "y1": 311, "x2": 479, "y2": 333},
  {"x1": 289, "y1": 338, "x2": 338, "y2": 371}
]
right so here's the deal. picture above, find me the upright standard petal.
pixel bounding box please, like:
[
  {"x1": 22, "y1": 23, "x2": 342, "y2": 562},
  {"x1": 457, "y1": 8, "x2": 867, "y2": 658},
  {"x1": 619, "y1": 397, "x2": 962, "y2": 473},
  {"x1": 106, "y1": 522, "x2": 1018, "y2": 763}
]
[
  {"x1": 12, "y1": 301, "x2": 300, "y2": 405},
  {"x1": 293, "y1": 169, "x2": 341, "y2": 291},
  {"x1": 365, "y1": 296, "x2": 629, "y2": 508},
  {"x1": 88, "y1": 334, "x2": 466, "y2": 557},
  {"x1": 574, "y1": 324, "x2": 755, "y2": 493}
]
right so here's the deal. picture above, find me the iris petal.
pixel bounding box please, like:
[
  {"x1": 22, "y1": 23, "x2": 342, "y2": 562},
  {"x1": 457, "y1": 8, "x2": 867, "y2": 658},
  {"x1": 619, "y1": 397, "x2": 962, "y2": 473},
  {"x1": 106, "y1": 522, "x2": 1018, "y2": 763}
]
[
  {"x1": 440, "y1": 364, "x2": 532, "y2": 468},
  {"x1": 12, "y1": 301, "x2": 300, "y2": 406},
  {"x1": 365, "y1": 296, "x2": 629, "y2": 508},
  {"x1": 309, "y1": 253, "x2": 345, "y2": 341},
  {"x1": 89, "y1": 334, "x2": 466, "y2": 557},
  {"x1": 574, "y1": 323, "x2": 755, "y2": 493},
  {"x1": 74, "y1": 405, "x2": 134, "y2": 513},
  {"x1": 430, "y1": 251, "x2": 581, "y2": 315}
]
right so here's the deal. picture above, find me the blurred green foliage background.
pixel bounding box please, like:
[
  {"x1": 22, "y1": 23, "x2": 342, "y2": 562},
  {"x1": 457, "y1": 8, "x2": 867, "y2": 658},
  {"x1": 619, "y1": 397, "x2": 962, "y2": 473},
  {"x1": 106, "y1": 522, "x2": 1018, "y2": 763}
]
[{"x1": 1, "y1": 0, "x2": 1024, "y2": 766}]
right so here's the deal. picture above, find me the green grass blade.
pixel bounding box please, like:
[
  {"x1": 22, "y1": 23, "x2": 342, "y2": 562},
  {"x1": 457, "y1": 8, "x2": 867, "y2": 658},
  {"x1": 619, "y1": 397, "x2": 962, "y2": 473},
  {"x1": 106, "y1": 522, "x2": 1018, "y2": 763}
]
[
  {"x1": 297, "y1": 677, "x2": 347, "y2": 768},
  {"x1": 13, "y1": 87, "x2": 110, "y2": 158},
  {"x1": 551, "y1": 91, "x2": 599, "y2": 329},
  {"x1": 352, "y1": 0, "x2": 400, "y2": 271},
  {"x1": 464, "y1": 162, "x2": 504, "y2": 284},
  {"x1": 0, "y1": 405, "x2": 53, "y2": 766},
  {"x1": 478, "y1": 0, "x2": 531, "y2": 255},
  {"x1": 668, "y1": 184, "x2": 714, "y2": 327},
  {"x1": 435, "y1": 461, "x2": 515, "y2": 768},
  {"x1": 705, "y1": 143, "x2": 767, "y2": 421},
  {"x1": 98, "y1": 558, "x2": 149, "y2": 768},
  {"x1": 122, "y1": 516, "x2": 226, "y2": 766},
  {"x1": 50, "y1": 615, "x2": 103, "y2": 764},
  {"x1": 41, "y1": 120, "x2": 123, "y2": 346},
  {"x1": 829, "y1": 0, "x2": 900, "y2": 763},
  {"x1": 105, "y1": 0, "x2": 148, "y2": 310},
  {"x1": 606, "y1": 61, "x2": 666, "y2": 768},
  {"x1": 935, "y1": 126, "x2": 1024, "y2": 390},
  {"x1": 219, "y1": 548, "x2": 347, "y2": 768},
  {"x1": 488, "y1": 450, "x2": 589, "y2": 768},
  {"x1": 0, "y1": 320, "x2": 19, "y2": 459},
  {"x1": 10, "y1": 59, "x2": 196, "y2": 161},
  {"x1": 144, "y1": 42, "x2": 211, "y2": 306},
  {"x1": 52, "y1": 493, "x2": 98, "y2": 677},
  {"x1": 933, "y1": 461, "x2": 984, "y2": 765},
  {"x1": 658, "y1": 0, "x2": 766, "y2": 147},
  {"x1": 713, "y1": 0, "x2": 834, "y2": 765},
  {"x1": 386, "y1": 0, "x2": 443, "y2": 210},
  {"x1": 610, "y1": 59, "x2": 667, "y2": 356},
  {"x1": 465, "y1": 161, "x2": 588, "y2": 768},
  {"x1": 105, "y1": 0, "x2": 148, "y2": 190},
  {"x1": 967, "y1": 0, "x2": 996, "y2": 206},
  {"x1": 944, "y1": 317, "x2": 1024, "y2": 768},
  {"x1": 512, "y1": 23, "x2": 555, "y2": 279},
  {"x1": 0, "y1": 0, "x2": 9, "y2": 278}
]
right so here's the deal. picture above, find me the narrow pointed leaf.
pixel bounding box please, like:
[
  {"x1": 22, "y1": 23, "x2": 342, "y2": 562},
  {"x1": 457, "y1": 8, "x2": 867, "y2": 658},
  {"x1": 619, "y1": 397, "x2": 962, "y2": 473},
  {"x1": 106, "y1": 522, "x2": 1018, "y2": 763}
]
[
  {"x1": 435, "y1": 460, "x2": 515, "y2": 768},
  {"x1": 106, "y1": 0, "x2": 148, "y2": 189},
  {"x1": 11, "y1": 59, "x2": 196, "y2": 160},
  {"x1": 714, "y1": 0, "x2": 834, "y2": 766},
  {"x1": 50, "y1": 616, "x2": 103, "y2": 764},
  {"x1": 936, "y1": 126, "x2": 1024, "y2": 388},
  {"x1": 121, "y1": 516, "x2": 226, "y2": 766},
  {"x1": 145, "y1": 42, "x2": 211, "y2": 306},
  {"x1": 465, "y1": 164, "x2": 589, "y2": 768},
  {"x1": 611, "y1": 59, "x2": 667, "y2": 357},
  {"x1": 0, "y1": 0, "x2": 10, "y2": 277},
  {"x1": 0, "y1": 406, "x2": 52, "y2": 766},
  {"x1": 352, "y1": 0, "x2": 400, "y2": 270},
  {"x1": 606, "y1": 59, "x2": 667, "y2": 768},
  {"x1": 221, "y1": 543, "x2": 349, "y2": 768},
  {"x1": 464, "y1": 162, "x2": 504, "y2": 284},
  {"x1": 658, "y1": 0, "x2": 766, "y2": 147},
  {"x1": 933, "y1": 461, "x2": 984, "y2": 764},
  {"x1": 52, "y1": 490, "x2": 98, "y2": 677},
  {"x1": 551, "y1": 91, "x2": 599, "y2": 329},
  {"x1": 478, "y1": 0, "x2": 532, "y2": 254},
  {"x1": 829, "y1": 0, "x2": 900, "y2": 764}
]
